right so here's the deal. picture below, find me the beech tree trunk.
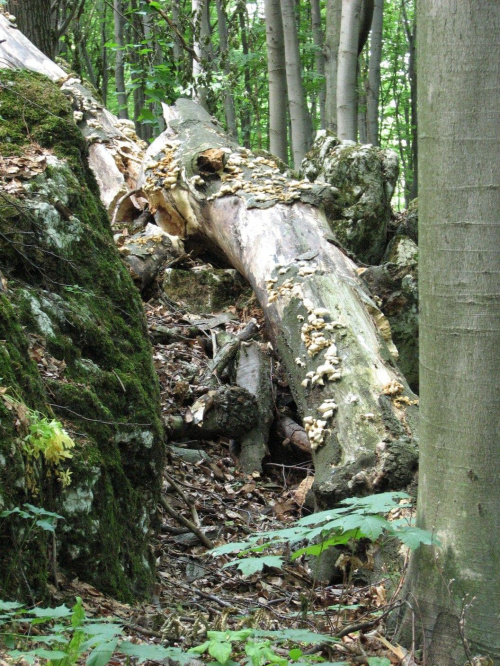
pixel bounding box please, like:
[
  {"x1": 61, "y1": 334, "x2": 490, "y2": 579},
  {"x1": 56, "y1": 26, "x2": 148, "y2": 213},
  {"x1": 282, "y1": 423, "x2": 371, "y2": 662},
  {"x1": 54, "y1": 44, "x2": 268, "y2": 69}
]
[
  {"x1": 337, "y1": 0, "x2": 362, "y2": 141},
  {"x1": 401, "y1": 0, "x2": 417, "y2": 202},
  {"x1": 280, "y1": 0, "x2": 311, "y2": 166},
  {"x1": 215, "y1": 0, "x2": 237, "y2": 139},
  {"x1": 192, "y1": 0, "x2": 210, "y2": 111},
  {"x1": 324, "y1": 0, "x2": 342, "y2": 133},
  {"x1": 396, "y1": 1, "x2": 500, "y2": 662},
  {"x1": 141, "y1": 99, "x2": 419, "y2": 506},
  {"x1": 113, "y1": 0, "x2": 129, "y2": 119},
  {"x1": 366, "y1": 0, "x2": 383, "y2": 146},
  {"x1": 264, "y1": 0, "x2": 288, "y2": 161},
  {"x1": 311, "y1": 0, "x2": 326, "y2": 129}
]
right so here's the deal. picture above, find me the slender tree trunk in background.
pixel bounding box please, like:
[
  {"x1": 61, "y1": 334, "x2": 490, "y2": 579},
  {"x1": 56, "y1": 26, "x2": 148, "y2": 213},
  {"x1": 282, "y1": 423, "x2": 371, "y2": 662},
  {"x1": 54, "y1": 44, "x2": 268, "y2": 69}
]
[
  {"x1": 74, "y1": 21, "x2": 98, "y2": 88},
  {"x1": 8, "y1": 0, "x2": 54, "y2": 58},
  {"x1": 324, "y1": 0, "x2": 341, "y2": 133},
  {"x1": 397, "y1": 1, "x2": 500, "y2": 662},
  {"x1": 264, "y1": 0, "x2": 288, "y2": 161},
  {"x1": 311, "y1": 0, "x2": 326, "y2": 129},
  {"x1": 142, "y1": 12, "x2": 162, "y2": 134},
  {"x1": 357, "y1": 52, "x2": 367, "y2": 143},
  {"x1": 357, "y1": 0, "x2": 374, "y2": 56},
  {"x1": 280, "y1": 0, "x2": 311, "y2": 167},
  {"x1": 401, "y1": 0, "x2": 417, "y2": 201},
  {"x1": 171, "y1": 0, "x2": 183, "y2": 62},
  {"x1": 114, "y1": 0, "x2": 129, "y2": 119},
  {"x1": 192, "y1": 0, "x2": 210, "y2": 110},
  {"x1": 100, "y1": 0, "x2": 109, "y2": 105},
  {"x1": 337, "y1": 0, "x2": 362, "y2": 140},
  {"x1": 366, "y1": 0, "x2": 383, "y2": 146},
  {"x1": 238, "y1": 1, "x2": 252, "y2": 147},
  {"x1": 130, "y1": 0, "x2": 149, "y2": 141},
  {"x1": 215, "y1": 0, "x2": 237, "y2": 138}
]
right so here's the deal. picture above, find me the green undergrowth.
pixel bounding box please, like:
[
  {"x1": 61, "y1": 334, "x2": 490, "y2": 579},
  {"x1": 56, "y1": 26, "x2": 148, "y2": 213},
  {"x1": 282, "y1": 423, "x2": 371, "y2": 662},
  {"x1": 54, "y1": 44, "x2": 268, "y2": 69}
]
[
  {"x1": 212, "y1": 492, "x2": 437, "y2": 577},
  {"x1": 0, "y1": 70, "x2": 164, "y2": 601},
  {"x1": 0, "y1": 597, "x2": 387, "y2": 666}
]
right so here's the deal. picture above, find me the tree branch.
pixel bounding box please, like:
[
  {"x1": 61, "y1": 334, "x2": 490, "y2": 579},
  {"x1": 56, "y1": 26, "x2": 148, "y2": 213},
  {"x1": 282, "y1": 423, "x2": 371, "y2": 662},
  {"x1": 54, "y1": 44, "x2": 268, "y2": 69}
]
[{"x1": 142, "y1": 0, "x2": 199, "y2": 62}]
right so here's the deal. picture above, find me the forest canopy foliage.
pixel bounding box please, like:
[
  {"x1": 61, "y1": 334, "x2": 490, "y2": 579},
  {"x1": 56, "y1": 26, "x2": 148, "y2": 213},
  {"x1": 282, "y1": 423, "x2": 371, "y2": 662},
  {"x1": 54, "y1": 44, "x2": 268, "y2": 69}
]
[{"x1": 5, "y1": 0, "x2": 416, "y2": 206}]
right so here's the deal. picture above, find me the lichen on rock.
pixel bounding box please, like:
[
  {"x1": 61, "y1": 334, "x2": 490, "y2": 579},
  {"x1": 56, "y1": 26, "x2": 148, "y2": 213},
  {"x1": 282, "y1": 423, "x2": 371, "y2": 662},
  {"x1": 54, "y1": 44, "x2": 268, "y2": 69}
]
[
  {"x1": 301, "y1": 131, "x2": 399, "y2": 265},
  {"x1": 0, "y1": 70, "x2": 163, "y2": 602}
]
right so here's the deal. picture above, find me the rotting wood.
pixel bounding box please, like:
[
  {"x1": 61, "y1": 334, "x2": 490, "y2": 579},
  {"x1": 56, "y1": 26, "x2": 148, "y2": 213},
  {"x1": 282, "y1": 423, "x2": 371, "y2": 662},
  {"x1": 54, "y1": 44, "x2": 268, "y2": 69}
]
[
  {"x1": 235, "y1": 340, "x2": 274, "y2": 473},
  {"x1": 274, "y1": 414, "x2": 312, "y2": 455},
  {"x1": 139, "y1": 99, "x2": 419, "y2": 508}
]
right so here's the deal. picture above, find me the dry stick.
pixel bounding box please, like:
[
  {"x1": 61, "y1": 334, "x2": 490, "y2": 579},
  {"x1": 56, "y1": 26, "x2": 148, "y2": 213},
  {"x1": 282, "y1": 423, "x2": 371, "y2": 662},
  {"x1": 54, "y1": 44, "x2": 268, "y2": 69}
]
[
  {"x1": 175, "y1": 580, "x2": 235, "y2": 609},
  {"x1": 164, "y1": 471, "x2": 201, "y2": 527},
  {"x1": 159, "y1": 495, "x2": 215, "y2": 549}
]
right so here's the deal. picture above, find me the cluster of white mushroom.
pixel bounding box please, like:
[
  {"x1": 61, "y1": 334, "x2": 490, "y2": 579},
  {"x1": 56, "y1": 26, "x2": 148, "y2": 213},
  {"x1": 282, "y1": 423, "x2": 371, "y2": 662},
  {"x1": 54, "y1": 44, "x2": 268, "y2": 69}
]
[
  {"x1": 266, "y1": 276, "x2": 303, "y2": 305},
  {"x1": 303, "y1": 401, "x2": 336, "y2": 451},
  {"x1": 203, "y1": 149, "x2": 315, "y2": 204}
]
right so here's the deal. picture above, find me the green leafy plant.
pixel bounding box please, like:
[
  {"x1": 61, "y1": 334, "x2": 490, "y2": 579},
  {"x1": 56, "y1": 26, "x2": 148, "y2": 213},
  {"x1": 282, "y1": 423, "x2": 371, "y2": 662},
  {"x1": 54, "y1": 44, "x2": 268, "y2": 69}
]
[
  {"x1": 0, "y1": 597, "x2": 190, "y2": 666},
  {"x1": 211, "y1": 492, "x2": 438, "y2": 577},
  {"x1": 0, "y1": 390, "x2": 75, "y2": 490},
  {"x1": 0, "y1": 504, "x2": 64, "y2": 595},
  {"x1": 189, "y1": 627, "x2": 344, "y2": 666}
]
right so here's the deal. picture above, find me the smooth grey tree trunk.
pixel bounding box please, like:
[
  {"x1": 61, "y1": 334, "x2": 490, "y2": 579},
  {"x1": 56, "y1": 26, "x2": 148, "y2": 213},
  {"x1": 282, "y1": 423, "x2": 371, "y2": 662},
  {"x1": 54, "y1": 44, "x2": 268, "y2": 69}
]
[
  {"x1": 100, "y1": 0, "x2": 109, "y2": 105},
  {"x1": 366, "y1": 0, "x2": 383, "y2": 146},
  {"x1": 215, "y1": 0, "x2": 237, "y2": 139},
  {"x1": 192, "y1": 0, "x2": 210, "y2": 111},
  {"x1": 280, "y1": 0, "x2": 311, "y2": 166},
  {"x1": 324, "y1": 0, "x2": 341, "y2": 133},
  {"x1": 311, "y1": 0, "x2": 326, "y2": 129},
  {"x1": 264, "y1": 0, "x2": 288, "y2": 161},
  {"x1": 171, "y1": 0, "x2": 183, "y2": 62},
  {"x1": 401, "y1": 0, "x2": 417, "y2": 201},
  {"x1": 396, "y1": 1, "x2": 500, "y2": 662},
  {"x1": 113, "y1": 0, "x2": 129, "y2": 119},
  {"x1": 237, "y1": 1, "x2": 252, "y2": 147},
  {"x1": 337, "y1": 0, "x2": 362, "y2": 140}
]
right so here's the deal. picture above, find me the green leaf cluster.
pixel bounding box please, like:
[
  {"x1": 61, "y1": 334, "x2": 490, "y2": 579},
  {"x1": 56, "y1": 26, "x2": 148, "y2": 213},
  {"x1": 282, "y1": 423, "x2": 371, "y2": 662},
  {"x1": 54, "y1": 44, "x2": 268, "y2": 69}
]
[
  {"x1": 0, "y1": 597, "x2": 189, "y2": 666},
  {"x1": 212, "y1": 492, "x2": 438, "y2": 576},
  {"x1": 189, "y1": 627, "x2": 343, "y2": 666}
]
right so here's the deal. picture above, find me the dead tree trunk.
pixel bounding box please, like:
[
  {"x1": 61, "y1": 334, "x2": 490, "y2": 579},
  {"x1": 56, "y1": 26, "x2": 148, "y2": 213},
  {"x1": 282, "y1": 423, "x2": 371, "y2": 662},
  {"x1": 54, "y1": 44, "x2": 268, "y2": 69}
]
[{"x1": 140, "y1": 99, "x2": 419, "y2": 507}]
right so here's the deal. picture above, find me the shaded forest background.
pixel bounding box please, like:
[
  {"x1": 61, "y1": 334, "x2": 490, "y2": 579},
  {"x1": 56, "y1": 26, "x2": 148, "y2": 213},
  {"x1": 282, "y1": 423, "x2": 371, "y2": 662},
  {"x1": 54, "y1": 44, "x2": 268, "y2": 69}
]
[{"x1": 6, "y1": 0, "x2": 416, "y2": 206}]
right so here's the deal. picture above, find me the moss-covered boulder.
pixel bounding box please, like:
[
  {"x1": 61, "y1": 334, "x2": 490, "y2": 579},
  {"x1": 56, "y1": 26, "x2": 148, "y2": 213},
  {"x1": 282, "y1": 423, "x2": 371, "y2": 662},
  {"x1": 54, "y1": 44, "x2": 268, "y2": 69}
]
[
  {"x1": 0, "y1": 70, "x2": 164, "y2": 602},
  {"x1": 361, "y1": 234, "x2": 419, "y2": 390},
  {"x1": 301, "y1": 132, "x2": 399, "y2": 265},
  {"x1": 163, "y1": 266, "x2": 249, "y2": 314}
]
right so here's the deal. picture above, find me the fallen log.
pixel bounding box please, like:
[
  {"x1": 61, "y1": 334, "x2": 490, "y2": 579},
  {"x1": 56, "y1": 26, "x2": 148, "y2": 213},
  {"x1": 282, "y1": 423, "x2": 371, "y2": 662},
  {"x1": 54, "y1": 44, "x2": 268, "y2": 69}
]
[
  {"x1": 138, "y1": 99, "x2": 419, "y2": 507},
  {"x1": 0, "y1": 15, "x2": 146, "y2": 216}
]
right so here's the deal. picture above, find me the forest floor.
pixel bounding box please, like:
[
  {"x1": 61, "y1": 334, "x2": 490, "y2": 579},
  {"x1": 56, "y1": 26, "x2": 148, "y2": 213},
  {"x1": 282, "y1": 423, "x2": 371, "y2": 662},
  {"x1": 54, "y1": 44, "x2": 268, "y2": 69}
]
[{"x1": 40, "y1": 290, "x2": 415, "y2": 666}]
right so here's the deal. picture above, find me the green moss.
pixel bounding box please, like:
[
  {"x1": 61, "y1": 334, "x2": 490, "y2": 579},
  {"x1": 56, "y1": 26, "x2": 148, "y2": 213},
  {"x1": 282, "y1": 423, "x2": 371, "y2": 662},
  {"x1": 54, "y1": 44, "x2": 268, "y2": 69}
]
[
  {"x1": 0, "y1": 71, "x2": 164, "y2": 601},
  {"x1": 163, "y1": 267, "x2": 248, "y2": 314}
]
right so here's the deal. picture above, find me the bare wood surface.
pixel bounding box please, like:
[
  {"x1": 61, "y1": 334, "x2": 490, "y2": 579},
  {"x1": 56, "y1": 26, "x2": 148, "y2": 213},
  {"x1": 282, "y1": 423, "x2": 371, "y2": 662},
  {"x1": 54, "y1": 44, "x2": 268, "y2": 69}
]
[{"x1": 139, "y1": 99, "x2": 419, "y2": 506}]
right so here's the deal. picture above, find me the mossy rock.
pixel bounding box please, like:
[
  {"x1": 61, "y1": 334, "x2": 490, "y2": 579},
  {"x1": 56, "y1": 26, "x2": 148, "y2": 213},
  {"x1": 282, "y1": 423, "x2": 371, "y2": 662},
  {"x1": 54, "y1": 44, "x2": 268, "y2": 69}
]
[
  {"x1": 361, "y1": 235, "x2": 419, "y2": 391},
  {"x1": 0, "y1": 71, "x2": 163, "y2": 602},
  {"x1": 301, "y1": 131, "x2": 399, "y2": 265},
  {"x1": 163, "y1": 266, "x2": 249, "y2": 314}
]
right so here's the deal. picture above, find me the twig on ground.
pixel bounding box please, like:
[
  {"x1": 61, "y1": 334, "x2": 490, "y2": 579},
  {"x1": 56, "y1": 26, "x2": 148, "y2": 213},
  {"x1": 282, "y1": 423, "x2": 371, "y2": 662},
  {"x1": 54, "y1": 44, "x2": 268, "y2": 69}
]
[
  {"x1": 160, "y1": 495, "x2": 215, "y2": 549},
  {"x1": 164, "y1": 471, "x2": 201, "y2": 526}
]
